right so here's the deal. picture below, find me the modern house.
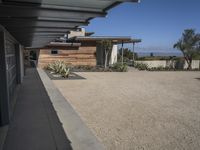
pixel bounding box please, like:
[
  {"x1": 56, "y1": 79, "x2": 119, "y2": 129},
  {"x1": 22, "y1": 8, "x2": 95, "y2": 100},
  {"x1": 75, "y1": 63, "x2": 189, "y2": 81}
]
[
  {"x1": 35, "y1": 28, "x2": 141, "y2": 68},
  {"x1": 0, "y1": 0, "x2": 140, "y2": 149}
]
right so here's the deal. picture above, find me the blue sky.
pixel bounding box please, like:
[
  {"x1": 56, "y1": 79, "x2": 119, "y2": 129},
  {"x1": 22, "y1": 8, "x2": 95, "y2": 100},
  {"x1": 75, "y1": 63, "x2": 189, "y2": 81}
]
[{"x1": 85, "y1": 0, "x2": 200, "y2": 53}]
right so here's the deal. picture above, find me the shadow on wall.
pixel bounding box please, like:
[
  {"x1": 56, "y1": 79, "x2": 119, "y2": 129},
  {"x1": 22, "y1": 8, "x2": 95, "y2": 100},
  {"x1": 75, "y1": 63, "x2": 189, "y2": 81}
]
[
  {"x1": 166, "y1": 59, "x2": 185, "y2": 69},
  {"x1": 174, "y1": 59, "x2": 185, "y2": 69}
]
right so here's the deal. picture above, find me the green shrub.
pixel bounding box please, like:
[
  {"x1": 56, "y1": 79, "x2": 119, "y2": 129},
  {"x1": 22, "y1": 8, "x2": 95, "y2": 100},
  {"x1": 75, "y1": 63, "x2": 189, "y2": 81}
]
[
  {"x1": 46, "y1": 61, "x2": 70, "y2": 78},
  {"x1": 112, "y1": 63, "x2": 128, "y2": 72},
  {"x1": 134, "y1": 62, "x2": 149, "y2": 70},
  {"x1": 155, "y1": 66, "x2": 165, "y2": 71}
]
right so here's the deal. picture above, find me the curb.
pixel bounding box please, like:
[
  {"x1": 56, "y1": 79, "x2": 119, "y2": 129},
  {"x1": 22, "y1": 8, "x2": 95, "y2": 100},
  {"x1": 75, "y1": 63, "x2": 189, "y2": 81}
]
[{"x1": 37, "y1": 68, "x2": 104, "y2": 150}]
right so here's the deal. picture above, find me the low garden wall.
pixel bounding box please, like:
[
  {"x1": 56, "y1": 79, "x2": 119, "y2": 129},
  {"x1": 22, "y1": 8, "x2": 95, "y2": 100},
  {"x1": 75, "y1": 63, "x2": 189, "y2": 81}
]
[{"x1": 135, "y1": 60, "x2": 200, "y2": 69}]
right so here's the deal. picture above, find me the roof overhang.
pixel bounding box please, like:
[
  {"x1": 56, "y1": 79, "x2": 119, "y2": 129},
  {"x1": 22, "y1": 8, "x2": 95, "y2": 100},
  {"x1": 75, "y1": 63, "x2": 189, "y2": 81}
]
[
  {"x1": 48, "y1": 42, "x2": 81, "y2": 47},
  {"x1": 71, "y1": 36, "x2": 142, "y2": 44},
  {"x1": 0, "y1": 0, "x2": 140, "y2": 48}
]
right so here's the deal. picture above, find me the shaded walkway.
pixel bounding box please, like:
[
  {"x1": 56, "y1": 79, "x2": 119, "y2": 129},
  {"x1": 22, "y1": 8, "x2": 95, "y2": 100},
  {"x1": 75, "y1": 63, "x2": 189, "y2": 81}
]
[{"x1": 3, "y1": 68, "x2": 72, "y2": 150}]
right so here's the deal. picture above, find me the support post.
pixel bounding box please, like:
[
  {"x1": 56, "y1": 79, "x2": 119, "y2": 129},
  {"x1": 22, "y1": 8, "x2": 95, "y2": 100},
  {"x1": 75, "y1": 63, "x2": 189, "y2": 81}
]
[
  {"x1": 121, "y1": 41, "x2": 124, "y2": 65},
  {"x1": 132, "y1": 42, "x2": 135, "y2": 64},
  {"x1": 15, "y1": 44, "x2": 22, "y2": 84}
]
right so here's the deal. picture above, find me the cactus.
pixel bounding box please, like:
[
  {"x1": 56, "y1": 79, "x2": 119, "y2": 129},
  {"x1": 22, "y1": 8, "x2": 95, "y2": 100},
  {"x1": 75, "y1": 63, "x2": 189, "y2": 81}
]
[{"x1": 46, "y1": 61, "x2": 70, "y2": 78}]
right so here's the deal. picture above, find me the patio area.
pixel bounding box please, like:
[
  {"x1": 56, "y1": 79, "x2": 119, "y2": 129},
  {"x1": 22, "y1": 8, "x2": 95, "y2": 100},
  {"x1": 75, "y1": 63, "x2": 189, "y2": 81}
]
[{"x1": 53, "y1": 71, "x2": 200, "y2": 150}]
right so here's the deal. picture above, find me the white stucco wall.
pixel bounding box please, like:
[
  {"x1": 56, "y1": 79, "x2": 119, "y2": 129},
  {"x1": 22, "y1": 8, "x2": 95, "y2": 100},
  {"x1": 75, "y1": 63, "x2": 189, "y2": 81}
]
[
  {"x1": 184, "y1": 60, "x2": 200, "y2": 69},
  {"x1": 136, "y1": 60, "x2": 167, "y2": 68},
  {"x1": 110, "y1": 44, "x2": 118, "y2": 65},
  {"x1": 135, "y1": 60, "x2": 200, "y2": 69}
]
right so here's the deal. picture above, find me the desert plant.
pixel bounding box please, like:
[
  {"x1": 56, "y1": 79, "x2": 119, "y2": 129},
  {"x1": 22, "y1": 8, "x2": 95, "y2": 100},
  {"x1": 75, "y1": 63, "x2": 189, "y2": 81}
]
[
  {"x1": 46, "y1": 61, "x2": 70, "y2": 78},
  {"x1": 134, "y1": 62, "x2": 149, "y2": 70},
  {"x1": 112, "y1": 63, "x2": 128, "y2": 72}
]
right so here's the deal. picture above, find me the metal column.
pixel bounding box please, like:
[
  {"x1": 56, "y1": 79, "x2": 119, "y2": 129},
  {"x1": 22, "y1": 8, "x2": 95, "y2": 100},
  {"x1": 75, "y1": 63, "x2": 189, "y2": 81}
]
[
  {"x1": 15, "y1": 44, "x2": 22, "y2": 84},
  {"x1": 121, "y1": 41, "x2": 124, "y2": 65},
  {"x1": 132, "y1": 42, "x2": 135, "y2": 64}
]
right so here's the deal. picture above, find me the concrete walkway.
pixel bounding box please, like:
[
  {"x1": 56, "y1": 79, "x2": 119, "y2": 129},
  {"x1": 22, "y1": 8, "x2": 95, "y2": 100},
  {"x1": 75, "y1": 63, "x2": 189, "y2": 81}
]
[{"x1": 3, "y1": 68, "x2": 72, "y2": 150}]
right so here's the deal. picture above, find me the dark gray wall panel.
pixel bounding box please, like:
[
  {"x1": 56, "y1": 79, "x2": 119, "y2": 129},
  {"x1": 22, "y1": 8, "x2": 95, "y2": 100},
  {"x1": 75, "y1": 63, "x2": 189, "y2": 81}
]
[
  {"x1": 0, "y1": 26, "x2": 18, "y2": 126},
  {"x1": 0, "y1": 29, "x2": 10, "y2": 126},
  {"x1": 5, "y1": 32, "x2": 17, "y2": 109}
]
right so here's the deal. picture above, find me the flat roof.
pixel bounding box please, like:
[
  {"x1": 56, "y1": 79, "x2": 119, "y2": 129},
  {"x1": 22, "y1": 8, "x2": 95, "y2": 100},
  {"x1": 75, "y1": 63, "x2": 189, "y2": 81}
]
[
  {"x1": 71, "y1": 36, "x2": 142, "y2": 44},
  {"x1": 0, "y1": 0, "x2": 139, "y2": 47}
]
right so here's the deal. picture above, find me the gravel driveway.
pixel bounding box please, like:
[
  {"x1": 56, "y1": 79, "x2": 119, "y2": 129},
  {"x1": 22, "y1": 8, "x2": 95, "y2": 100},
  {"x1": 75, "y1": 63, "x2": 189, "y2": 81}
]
[{"x1": 53, "y1": 71, "x2": 200, "y2": 150}]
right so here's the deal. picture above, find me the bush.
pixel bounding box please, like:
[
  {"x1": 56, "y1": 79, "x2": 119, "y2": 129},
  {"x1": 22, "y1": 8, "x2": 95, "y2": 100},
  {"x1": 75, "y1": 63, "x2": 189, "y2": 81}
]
[
  {"x1": 148, "y1": 66, "x2": 171, "y2": 71},
  {"x1": 46, "y1": 61, "x2": 70, "y2": 78},
  {"x1": 112, "y1": 63, "x2": 128, "y2": 72},
  {"x1": 117, "y1": 56, "x2": 130, "y2": 63},
  {"x1": 134, "y1": 62, "x2": 149, "y2": 70}
]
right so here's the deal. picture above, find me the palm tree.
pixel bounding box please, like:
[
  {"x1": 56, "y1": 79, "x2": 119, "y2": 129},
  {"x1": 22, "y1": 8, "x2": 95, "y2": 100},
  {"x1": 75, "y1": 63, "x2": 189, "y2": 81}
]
[
  {"x1": 174, "y1": 29, "x2": 200, "y2": 70},
  {"x1": 99, "y1": 40, "x2": 113, "y2": 69}
]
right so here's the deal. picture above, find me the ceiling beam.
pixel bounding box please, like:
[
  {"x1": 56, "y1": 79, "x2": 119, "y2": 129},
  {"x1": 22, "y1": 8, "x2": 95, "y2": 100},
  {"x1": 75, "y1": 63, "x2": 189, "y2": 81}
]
[
  {"x1": 13, "y1": 36, "x2": 62, "y2": 43},
  {"x1": 0, "y1": 20, "x2": 88, "y2": 28},
  {"x1": 2, "y1": 0, "x2": 108, "y2": 12},
  {"x1": 7, "y1": 27, "x2": 76, "y2": 33},
  {"x1": 0, "y1": 4, "x2": 107, "y2": 19},
  {"x1": 9, "y1": 30, "x2": 68, "y2": 34},
  {"x1": 5, "y1": 26, "x2": 77, "y2": 30},
  {"x1": 20, "y1": 37, "x2": 57, "y2": 47},
  {"x1": 0, "y1": 16, "x2": 88, "y2": 23},
  {"x1": 12, "y1": 33, "x2": 65, "y2": 36}
]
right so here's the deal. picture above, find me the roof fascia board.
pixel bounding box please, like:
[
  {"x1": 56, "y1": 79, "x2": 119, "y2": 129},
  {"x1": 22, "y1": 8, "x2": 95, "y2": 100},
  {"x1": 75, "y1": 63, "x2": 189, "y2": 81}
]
[{"x1": 104, "y1": 0, "x2": 139, "y2": 12}]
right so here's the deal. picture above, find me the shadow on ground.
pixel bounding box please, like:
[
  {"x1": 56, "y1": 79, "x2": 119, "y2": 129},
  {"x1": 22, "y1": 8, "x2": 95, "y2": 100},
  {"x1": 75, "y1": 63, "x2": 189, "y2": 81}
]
[{"x1": 3, "y1": 68, "x2": 73, "y2": 150}]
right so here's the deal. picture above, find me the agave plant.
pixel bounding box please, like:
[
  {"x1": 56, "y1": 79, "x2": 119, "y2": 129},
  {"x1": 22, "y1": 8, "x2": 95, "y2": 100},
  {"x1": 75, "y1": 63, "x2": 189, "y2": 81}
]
[
  {"x1": 46, "y1": 61, "x2": 70, "y2": 78},
  {"x1": 61, "y1": 67, "x2": 70, "y2": 78}
]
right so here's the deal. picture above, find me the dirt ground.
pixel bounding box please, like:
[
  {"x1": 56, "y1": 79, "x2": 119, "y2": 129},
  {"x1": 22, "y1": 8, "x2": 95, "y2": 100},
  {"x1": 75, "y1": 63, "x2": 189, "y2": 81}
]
[{"x1": 53, "y1": 71, "x2": 200, "y2": 150}]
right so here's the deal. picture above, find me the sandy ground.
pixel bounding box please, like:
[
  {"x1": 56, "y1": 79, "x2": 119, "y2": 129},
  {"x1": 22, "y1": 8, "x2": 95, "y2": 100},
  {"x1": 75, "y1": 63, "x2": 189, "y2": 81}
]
[{"x1": 53, "y1": 71, "x2": 200, "y2": 150}]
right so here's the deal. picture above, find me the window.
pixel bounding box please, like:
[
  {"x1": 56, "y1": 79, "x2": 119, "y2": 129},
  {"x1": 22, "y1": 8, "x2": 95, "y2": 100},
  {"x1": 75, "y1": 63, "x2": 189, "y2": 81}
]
[{"x1": 51, "y1": 49, "x2": 58, "y2": 55}]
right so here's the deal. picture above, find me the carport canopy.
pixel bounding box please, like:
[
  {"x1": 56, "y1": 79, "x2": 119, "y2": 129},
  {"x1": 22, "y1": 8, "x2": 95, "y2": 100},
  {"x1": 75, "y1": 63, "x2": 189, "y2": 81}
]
[{"x1": 0, "y1": 0, "x2": 139, "y2": 48}]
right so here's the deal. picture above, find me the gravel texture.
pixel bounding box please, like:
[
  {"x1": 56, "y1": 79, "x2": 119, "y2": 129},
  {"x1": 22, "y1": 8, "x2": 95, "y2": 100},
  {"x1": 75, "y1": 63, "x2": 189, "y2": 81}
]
[{"x1": 53, "y1": 71, "x2": 200, "y2": 150}]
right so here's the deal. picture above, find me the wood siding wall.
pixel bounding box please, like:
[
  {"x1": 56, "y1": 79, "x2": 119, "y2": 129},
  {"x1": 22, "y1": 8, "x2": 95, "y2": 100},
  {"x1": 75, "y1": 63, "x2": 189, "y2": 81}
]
[{"x1": 38, "y1": 42, "x2": 97, "y2": 68}]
